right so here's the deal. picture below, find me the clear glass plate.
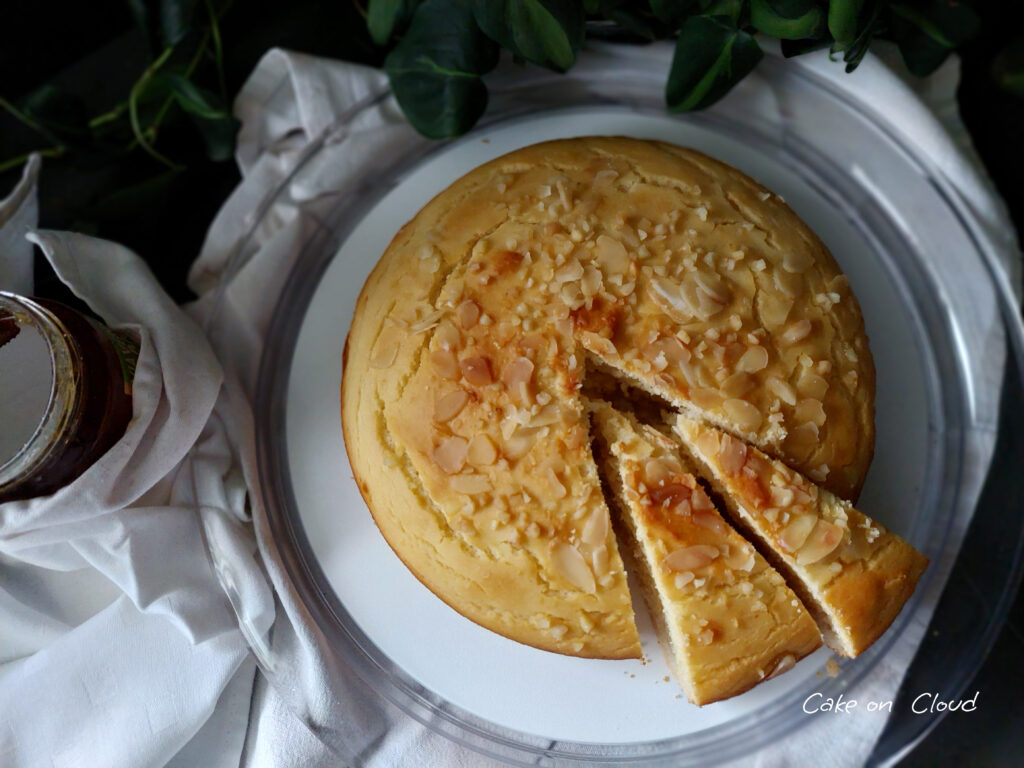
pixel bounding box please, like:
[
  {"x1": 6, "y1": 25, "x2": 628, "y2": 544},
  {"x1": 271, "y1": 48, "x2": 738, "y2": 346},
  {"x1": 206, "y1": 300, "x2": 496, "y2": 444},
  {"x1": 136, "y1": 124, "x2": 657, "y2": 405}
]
[{"x1": 249, "y1": 53, "x2": 1024, "y2": 765}]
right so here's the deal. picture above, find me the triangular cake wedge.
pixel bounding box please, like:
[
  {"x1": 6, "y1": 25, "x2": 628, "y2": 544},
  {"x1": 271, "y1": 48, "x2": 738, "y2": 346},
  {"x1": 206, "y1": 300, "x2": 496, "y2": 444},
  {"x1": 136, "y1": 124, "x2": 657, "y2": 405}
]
[
  {"x1": 591, "y1": 401, "x2": 821, "y2": 704},
  {"x1": 671, "y1": 414, "x2": 928, "y2": 657}
]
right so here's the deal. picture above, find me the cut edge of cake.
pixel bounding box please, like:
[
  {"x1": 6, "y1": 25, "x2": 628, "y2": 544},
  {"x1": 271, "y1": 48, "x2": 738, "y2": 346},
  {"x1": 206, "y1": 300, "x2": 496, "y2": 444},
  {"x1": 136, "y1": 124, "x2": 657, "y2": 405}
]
[
  {"x1": 670, "y1": 412, "x2": 928, "y2": 658},
  {"x1": 590, "y1": 400, "x2": 822, "y2": 704}
]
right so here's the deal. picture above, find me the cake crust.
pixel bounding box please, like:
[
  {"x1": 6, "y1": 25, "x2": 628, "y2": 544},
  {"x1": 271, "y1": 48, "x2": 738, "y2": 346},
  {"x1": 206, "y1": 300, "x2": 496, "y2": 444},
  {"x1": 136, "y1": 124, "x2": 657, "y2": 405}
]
[
  {"x1": 671, "y1": 413, "x2": 928, "y2": 657},
  {"x1": 342, "y1": 137, "x2": 877, "y2": 660},
  {"x1": 591, "y1": 402, "x2": 821, "y2": 704}
]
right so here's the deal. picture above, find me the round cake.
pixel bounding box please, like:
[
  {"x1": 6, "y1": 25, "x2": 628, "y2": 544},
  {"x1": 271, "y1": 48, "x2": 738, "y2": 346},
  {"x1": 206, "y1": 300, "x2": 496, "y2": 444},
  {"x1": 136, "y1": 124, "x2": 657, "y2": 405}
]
[{"x1": 341, "y1": 137, "x2": 876, "y2": 660}]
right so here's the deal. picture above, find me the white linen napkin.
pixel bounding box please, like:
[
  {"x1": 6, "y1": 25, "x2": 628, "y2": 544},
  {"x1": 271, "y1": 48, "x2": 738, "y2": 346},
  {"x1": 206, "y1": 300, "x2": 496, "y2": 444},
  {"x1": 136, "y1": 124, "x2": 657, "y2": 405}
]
[
  {"x1": 0, "y1": 39, "x2": 1017, "y2": 768},
  {"x1": 0, "y1": 223, "x2": 256, "y2": 767}
]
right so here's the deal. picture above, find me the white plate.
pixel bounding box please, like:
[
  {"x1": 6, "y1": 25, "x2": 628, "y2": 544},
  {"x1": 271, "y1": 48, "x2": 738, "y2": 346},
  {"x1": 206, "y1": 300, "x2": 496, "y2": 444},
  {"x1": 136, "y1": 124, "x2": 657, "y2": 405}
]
[{"x1": 285, "y1": 109, "x2": 931, "y2": 743}]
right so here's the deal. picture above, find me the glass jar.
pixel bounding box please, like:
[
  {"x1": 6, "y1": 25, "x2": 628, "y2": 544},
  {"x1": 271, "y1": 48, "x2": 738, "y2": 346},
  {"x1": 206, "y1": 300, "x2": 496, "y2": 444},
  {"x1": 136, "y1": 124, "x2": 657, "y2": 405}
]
[{"x1": 0, "y1": 292, "x2": 138, "y2": 503}]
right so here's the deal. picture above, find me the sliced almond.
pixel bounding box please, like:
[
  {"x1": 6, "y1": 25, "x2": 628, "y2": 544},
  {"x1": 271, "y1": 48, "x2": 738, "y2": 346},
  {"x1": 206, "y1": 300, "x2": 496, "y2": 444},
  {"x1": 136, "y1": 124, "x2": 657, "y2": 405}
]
[
  {"x1": 692, "y1": 509, "x2": 726, "y2": 534},
  {"x1": 691, "y1": 487, "x2": 714, "y2": 511},
  {"x1": 722, "y1": 371, "x2": 754, "y2": 398},
  {"x1": 644, "y1": 457, "x2": 680, "y2": 486},
  {"x1": 663, "y1": 545, "x2": 720, "y2": 572},
  {"x1": 648, "y1": 483, "x2": 691, "y2": 510},
  {"x1": 649, "y1": 276, "x2": 694, "y2": 322},
  {"x1": 795, "y1": 398, "x2": 827, "y2": 427},
  {"x1": 674, "y1": 571, "x2": 696, "y2": 590},
  {"x1": 782, "y1": 248, "x2": 814, "y2": 273},
  {"x1": 736, "y1": 345, "x2": 769, "y2": 373},
  {"x1": 555, "y1": 258, "x2": 584, "y2": 283},
  {"x1": 595, "y1": 234, "x2": 629, "y2": 275},
  {"x1": 759, "y1": 292, "x2": 793, "y2": 329},
  {"x1": 503, "y1": 427, "x2": 537, "y2": 460},
  {"x1": 725, "y1": 544, "x2": 756, "y2": 572},
  {"x1": 501, "y1": 356, "x2": 534, "y2": 403},
  {"x1": 691, "y1": 387, "x2": 722, "y2": 410},
  {"x1": 724, "y1": 398, "x2": 763, "y2": 432},
  {"x1": 467, "y1": 434, "x2": 497, "y2": 466},
  {"x1": 581, "y1": 508, "x2": 609, "y2": 549},
  {"x1": 433, "y1": 436, "x2": 468, "y2": 474},
  {"x1": 696, "y1": 429, "x2": 720, "y2": 458},
  {"x1": 450, "y1": 473, "x2": 491, "y2": 495},
  {"x1": 529, "y1": 403, "x2": 562, "y2": 428},
  {"x1": 781, "y1": 318, "x2": 812, "y2": 345},
  {"x1": 778, "y1": 514, "x2": 817, "y2": 553},
  {"x1": 369, "y1": 331, "x2": 400, "y2": 369},
  {"x1": 785, "y1": 422, "x2": 820, "y2": 462},
  {"x1": 552, "y1": 542, "x2": 596, "y2": 593},
  {"x1": 718, "y1": 434, "x2": 747, "y2": 476},
  {"x1": 770, "y1": 485, "x2": 795, "y2": 507},
  {"x1": 460, "y1": 355, "x2": 493, "y2": 386},
  {"x1": 456, "y1": 300, "x2": 481, "y2": 329},
  {"x1": 694, "y1": 271, "x2": 730, "y2": 304},
  {"x1": 542, "y1": 466, "x2": 568, "y2": 499},
  {"x1": 581, "y1": 265, "x2": 603, "y2": 297},
  {"x1": 580, "y1": 331, "x2": 617, "y2": 358},
  {"x1": 797, "y1": 370, "x2": 829, "y2": 400},
  {"x1": 795, "y1": 519, "x2": 844, "y2": 564},
  {"x1": 409, "y1": 309, "x2": 443, "y2": 334},
  {"x1": 766, "y1": 376, "x2": 798, "y2": 406},
  {"x1": 431, "y1": 349, "x2": 458, "y2": 380},
  {"x1": 435, "y1": 320, "x2": 460, "y2": 351},
  {"x1": 434, "y1": 389, "x2": 469, "y2": 422}
]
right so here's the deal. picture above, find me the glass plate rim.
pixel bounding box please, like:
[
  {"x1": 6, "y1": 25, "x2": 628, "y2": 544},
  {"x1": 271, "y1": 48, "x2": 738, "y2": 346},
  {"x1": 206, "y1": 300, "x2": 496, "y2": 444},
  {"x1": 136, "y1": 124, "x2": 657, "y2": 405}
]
[{"x1": 249, "y1": 57, "x2": 1024, "y2": 766}]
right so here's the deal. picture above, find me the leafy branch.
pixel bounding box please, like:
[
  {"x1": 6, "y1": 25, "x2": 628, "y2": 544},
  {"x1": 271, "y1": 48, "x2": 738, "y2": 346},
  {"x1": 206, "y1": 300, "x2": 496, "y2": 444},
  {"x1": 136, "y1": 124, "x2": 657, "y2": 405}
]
[
  {"x1": 368, "y1": 0, "x2": 988, "y2": 138},
  {"x1": 0, "y1": 0, "x2": 238, "y2": 173}
]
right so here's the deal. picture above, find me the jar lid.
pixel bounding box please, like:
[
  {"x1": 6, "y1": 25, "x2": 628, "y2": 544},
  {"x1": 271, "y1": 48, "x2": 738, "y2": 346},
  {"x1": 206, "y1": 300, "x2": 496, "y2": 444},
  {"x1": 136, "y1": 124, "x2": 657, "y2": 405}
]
[{"x1": 0, "y1": 293, "x2": 76, "y2": 491}]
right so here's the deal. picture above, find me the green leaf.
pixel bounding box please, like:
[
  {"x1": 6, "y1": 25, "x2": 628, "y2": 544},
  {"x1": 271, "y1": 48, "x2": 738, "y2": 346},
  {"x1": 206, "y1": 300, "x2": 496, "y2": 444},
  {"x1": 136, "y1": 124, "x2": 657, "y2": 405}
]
[
  {"x1": 649, "y1": 0, "x2": 700, "y2": 26},
  {"x1": 126, "y1": 0, "x2": 198, "y2": 53},
  {"x1": 828, "y1": 0, "x2": 862, "y2": 47},
  {"x1": 474, "y1": 0, "x2": 585, "y2": 72},
  {"x1": 385, "y1": 0, "x2": 499, "y2": 138},
  {"x1": 367, "y1": 0, "x2": 417, "y2": 46},
  {"x1": 158, "y1": 73, "x2": 232, "y2": 119},
  {"x1": 887, "y1": 1, "x2": 980, "y2": 77},
  {"x1": 750, "y1": 0, "x2": 823, "y2": 40},
  {"x1": 993, "y1": 36, "x2": 1024, "y2": 100},
  {"x1": 155, "y1": 73, "x2": 238, "y2": 160},
  {"x1": 188, "y1": 112, "x2": 238, "y2": 161},
  {"x1": 160, "y1": 0, "x2": 199, "y2": 46},
  {"x1": 666, "y1": 14, "x2": 763, "y2": 112},
  {"x1": 602, "y1": 8, "x2": 659, "y2": 41},
  {"x1": 21, "y1": 85, "x2": 93, "y2": 149},
  {"x1": 700, "y1": 0, "x2": 744, "y2": 23}
]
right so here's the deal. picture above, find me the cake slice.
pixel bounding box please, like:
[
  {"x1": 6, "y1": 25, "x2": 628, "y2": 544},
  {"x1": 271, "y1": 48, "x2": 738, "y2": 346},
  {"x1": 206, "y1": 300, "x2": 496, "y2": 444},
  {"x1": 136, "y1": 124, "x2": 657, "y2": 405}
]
[
  {"x1": 590, "y1": 401, "x2": 821, "y2": 704},
  {"x1": 671, "y1": 414, "x2": 928, "y2": 657}
]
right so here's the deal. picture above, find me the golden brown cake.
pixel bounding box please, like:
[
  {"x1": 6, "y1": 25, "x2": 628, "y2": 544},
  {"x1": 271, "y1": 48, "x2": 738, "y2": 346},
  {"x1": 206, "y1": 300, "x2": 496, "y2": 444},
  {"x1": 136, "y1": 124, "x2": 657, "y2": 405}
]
[
  {"x1": 342, "y1": 136, "x2": 878, "y2": 662},
  {"x1": 590, "y1": 402, "x2": 821, "y2": 704},
  {"x1": 671, "y1": 414, "x2": 928, "y2": 657}
]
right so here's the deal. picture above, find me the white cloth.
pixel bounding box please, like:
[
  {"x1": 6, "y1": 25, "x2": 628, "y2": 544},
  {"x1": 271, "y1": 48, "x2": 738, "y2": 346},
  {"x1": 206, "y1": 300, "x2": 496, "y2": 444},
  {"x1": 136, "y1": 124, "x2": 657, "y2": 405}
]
[
  {"x1": 0, "y1": 230, "x2": 253, "y2": 768},
  {"x1": 0, "y1": 40, "x2": 1018, "y2": 768},
  {"x1": 0, "y1": 154, "x2": 39, "y2": 295}
]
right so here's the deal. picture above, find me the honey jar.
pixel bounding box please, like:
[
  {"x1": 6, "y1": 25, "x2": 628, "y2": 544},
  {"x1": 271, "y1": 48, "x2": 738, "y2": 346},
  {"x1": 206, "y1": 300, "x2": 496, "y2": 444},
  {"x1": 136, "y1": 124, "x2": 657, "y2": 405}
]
[{"x1": 0, "y1": 292, "x2": 138, "y2": 502}]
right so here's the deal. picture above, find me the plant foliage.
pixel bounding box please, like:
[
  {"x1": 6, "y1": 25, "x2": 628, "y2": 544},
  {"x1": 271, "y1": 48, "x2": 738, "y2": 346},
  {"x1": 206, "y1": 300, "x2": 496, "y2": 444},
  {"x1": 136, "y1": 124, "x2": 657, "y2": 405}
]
[
  {"x1": 0, "y1": 0, "x2": 989, "y2": 176},
  {"x1": 368, "y1": 0, "x2": 982, "y2": 137}
]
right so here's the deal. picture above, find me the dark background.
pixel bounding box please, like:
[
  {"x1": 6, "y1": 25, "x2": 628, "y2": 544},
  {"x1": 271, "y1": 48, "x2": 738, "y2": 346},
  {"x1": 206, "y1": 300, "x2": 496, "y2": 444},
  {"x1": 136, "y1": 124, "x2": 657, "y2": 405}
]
[{"x1": 2, "y1": 2, "x2": 1022, "y2": 765}]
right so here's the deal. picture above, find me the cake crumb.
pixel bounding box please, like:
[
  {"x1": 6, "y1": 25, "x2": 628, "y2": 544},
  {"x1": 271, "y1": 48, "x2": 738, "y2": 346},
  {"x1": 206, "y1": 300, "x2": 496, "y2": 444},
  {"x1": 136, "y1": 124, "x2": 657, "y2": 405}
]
[{"x1": 825, "y1": 658, "x2": 841, "y2": 677}]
